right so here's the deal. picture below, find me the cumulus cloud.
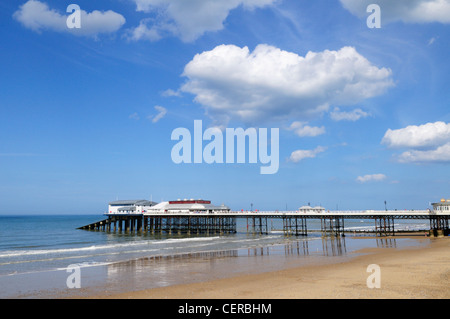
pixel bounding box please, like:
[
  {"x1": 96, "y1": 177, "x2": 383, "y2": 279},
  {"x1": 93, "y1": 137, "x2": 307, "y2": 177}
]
[
  {"x1": 340, "y1": 0, "x2": 450, "y2": 24},
  {"x1": 382, "y1": 121, "x2": 450, "y2": 149},
  {"x1": 161, "y1": 89, "x2": 182, "y2": 97},
  {"x1": 126, "y1": 18, "x2": 163, "y2": 42},
  {"x1": 356, "y1": 174, "x2": 387, "y2": 183},
  {"x1": 397, "y1": 143, "x2": 450, "y2": 163},
  {"x1": 382, "y1": 121, "x2": 450, "y2": 163},
  {"x1": 330, "y1": 107, "x2": 370, "y2": 121},
  {"x1": 128, "y1": 0, "x2": 275, "y2": 42},
  {"x1": 288, "y1": 146, "x2": 326, "y2": 163},
  {"x1": 181, "y1": 44, "x2": 393, "y2": 126},
  {"x1": 287, "y1": 121, "x2": 325, "y2": 137},
  {"x1": 13, "y1": 0, "x2": 125, "y2": 36}
]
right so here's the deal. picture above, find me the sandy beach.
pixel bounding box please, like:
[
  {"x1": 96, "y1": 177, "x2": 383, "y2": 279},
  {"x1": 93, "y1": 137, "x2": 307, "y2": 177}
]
[{"x1": 90, "y1": 236, "x2": 450, "y2": 299}]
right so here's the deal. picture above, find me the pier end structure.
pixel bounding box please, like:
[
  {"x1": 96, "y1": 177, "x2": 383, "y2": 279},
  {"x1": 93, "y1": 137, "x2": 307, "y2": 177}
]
[{"x1": 92, "y1": 199, "x2": 237, "y2": 235}]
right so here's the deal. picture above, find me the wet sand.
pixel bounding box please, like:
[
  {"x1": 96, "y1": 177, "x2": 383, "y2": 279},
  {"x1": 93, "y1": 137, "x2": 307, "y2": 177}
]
[{"x1": 91, "y1": 236, "x2": 450, "y2": 299}]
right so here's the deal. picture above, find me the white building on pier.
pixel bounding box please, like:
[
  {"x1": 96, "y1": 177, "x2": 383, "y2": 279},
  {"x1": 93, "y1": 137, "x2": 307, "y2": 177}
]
[
  {"x1": 298, "y1": 205, "x2": 325, "y2": 214},
  {"x1": 144, "y1": 199, "x2": 230, "y2": 214},
  {"x1": 107, "y1": 199, "x2": 230, "y2": 215},
  {"x1": 432, "y1": 199, "x2": 450, "y2": 212},
  {"x1": 108, "y1": 200, "x2": 157, "y2": 214}
]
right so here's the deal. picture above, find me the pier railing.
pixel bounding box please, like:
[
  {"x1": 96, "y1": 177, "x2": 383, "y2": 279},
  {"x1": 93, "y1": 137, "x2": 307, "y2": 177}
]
[{"x1": 140, "y1": 209, "x2": 435, "y2": 217}]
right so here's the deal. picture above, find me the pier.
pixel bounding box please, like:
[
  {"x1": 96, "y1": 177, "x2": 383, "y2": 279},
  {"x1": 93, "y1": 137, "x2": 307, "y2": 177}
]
[{"x1": 78, "y1": 209, "x2": 450, "y2": 237}]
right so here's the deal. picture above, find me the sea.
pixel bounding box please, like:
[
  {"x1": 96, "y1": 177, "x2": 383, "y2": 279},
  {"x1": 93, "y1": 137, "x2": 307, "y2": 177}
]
[{"x1": 0, "y1": 215, "x2": 430, "y2": 298}]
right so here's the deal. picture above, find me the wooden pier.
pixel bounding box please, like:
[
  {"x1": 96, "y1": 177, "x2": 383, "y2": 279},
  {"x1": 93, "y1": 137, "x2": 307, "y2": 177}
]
[
  {"x1": 78, "y1": 214, "x2": 237, "y2": 235},
  {"x1": 78, "y1": 209, "x2": 450, "y2": 237}
]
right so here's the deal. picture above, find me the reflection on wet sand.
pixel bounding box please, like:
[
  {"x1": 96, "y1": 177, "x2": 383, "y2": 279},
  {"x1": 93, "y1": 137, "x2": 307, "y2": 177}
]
[
  {"x1": 105, "y1": 250, "x2": 241, "y2": 288},
  {"x1": 376, "y1": 237, "x2": 397, "y2": 248},
  {"x1": 98, "y1": 235, "x2": 404, "y2": 295},
  {"x1": 321, "y1": 236, "x2": 347, "y2": 256}
]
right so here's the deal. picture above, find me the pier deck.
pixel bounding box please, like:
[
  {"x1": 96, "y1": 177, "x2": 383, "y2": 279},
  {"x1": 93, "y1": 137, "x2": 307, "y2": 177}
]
[{"x1": 79, "y1": 210, "x2": 450, "y2": 237}]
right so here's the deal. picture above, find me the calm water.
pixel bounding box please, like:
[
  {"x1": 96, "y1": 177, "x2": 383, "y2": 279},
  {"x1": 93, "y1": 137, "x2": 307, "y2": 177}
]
[{"x1": 0, "y1": 215, "x2": 429, "y2": 298}]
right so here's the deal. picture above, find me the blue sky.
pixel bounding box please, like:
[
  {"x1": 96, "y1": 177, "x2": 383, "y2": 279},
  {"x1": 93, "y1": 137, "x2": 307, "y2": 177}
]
[{"x1": 1, "y1": 0, "x2": 450, "y2": 214}]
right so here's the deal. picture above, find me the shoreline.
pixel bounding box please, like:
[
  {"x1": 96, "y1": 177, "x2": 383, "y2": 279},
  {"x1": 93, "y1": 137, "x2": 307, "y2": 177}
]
[{"x1": 86, "y1": 235, "x2": 449, "y2": 299}]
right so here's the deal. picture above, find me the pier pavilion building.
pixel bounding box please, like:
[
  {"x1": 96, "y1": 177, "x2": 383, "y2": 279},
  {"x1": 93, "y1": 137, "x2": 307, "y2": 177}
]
[
  {"x1": 432, "y1": 199, "x2": 450, "y2": 212},
  {"x1": 108, "y1": 200, "x2": 157, "y2": 214},
  {"x1": 144, "y1": 199, "x2": 231, "y2": 214}
]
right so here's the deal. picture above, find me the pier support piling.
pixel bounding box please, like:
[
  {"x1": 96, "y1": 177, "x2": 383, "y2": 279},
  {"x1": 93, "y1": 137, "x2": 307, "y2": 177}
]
[
  {"x1": 375, "y1": 216, "x2": 395, "y2": 236},
  {"x1": 283, "y1": 216, "x2": 307, "y2": 236},
  {"x1": 138, "y1": 215, "x2": 236, "y2": 235},
  {"x1": 429, "y1": 216, "x2": 449, "y2": 237},
  {"x1": 321, "y1": 216, "x2": 344, "y2": 237}
]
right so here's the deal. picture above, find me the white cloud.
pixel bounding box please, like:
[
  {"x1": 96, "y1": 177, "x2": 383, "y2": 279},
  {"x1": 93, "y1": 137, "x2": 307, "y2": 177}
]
[
  {"x1": 161, "y1": 88, "x2": 182, "y2": 97},
  {"x1": 356, "y1": 174, "x2": 387, "y2": 183},
  {"x1": 288, "y1": 146, "x2": 326, "y2": 163},
  {"x1": 126, "y1": 18, "x2": 164, "y2": 42},
  {"x1": 382, "y1": 121, "x2": 450, "y2": 163},
  {"x1": 13, "y1": 0, "x2": 125, "y2": 36},
  {"x1": 330, "y1": 107, "x2": 370, "y2": 121},
  {"x1": 398, "y1": 143, "x2": 450, "y2": 163},
  {"x1": 340, "y1": 0, "x2": 450, "y2": 24},
  {"x1": 382, "y1": 121, "x2": 450, "y2": 149},
  {"x1": 128, "y1": 0, "x2": 276, "y2": 42},
  {"x1": 181, "y1": 44, "x2": 393, "y2": 126},
  {"x1": 288, "y1": 121, "x2": 325, "y2": 137},
  {"x1": 148, "y1": 105, "x2": 167, "y2": 123}
]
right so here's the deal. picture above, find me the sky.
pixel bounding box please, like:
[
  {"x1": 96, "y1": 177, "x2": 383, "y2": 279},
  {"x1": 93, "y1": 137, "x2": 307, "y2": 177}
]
[{"x1": 1, "y1": 0, "x2": 450, "y2": 214}]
